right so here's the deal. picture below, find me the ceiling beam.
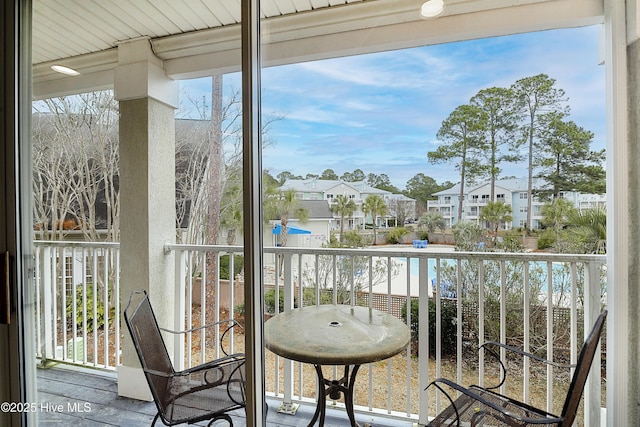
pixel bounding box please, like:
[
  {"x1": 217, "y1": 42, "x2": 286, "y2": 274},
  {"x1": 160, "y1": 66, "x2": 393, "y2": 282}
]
[
  {"x1": 32, "y1": 0, "x2": 604, "y2": 98},
  {"x1": 163, "y1": 0, "x2": 603, "y2": 79}
]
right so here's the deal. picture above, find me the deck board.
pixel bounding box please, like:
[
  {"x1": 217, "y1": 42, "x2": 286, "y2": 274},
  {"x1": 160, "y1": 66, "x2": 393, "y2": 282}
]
[{"x1": 36, "y1": 365, "x2": 414, "y2": 426}]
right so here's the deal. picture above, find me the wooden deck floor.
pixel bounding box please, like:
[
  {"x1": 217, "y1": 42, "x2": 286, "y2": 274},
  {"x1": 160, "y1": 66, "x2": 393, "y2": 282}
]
[{"x1": 36, "y1": 365, "x2": 415, "y2": 426}]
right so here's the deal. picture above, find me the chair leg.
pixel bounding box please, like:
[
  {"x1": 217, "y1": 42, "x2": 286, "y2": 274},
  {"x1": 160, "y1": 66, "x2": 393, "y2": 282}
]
[
  {"x1": 206, "y1": 414, "x2": 233, "y2": 426},
  {"x1": 150, "y1": 412, "x2": 161, "y2": 427}
]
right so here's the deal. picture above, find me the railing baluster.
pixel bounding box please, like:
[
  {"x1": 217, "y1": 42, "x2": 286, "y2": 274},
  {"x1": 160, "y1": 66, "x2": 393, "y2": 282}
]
[
  {"x1": 332, "y1": 254, "x2": 337, "y2": 304},
  {"x1": 52, "y1": 246, "x2": 58, "y2": 360},
  {"x1": 584, "y1": 260, "x2": 602, "y2": 427},
  {"x1": 418, "y1": 256, "x2": 430, "y2": 425},
  {"x1": 214, "y1": 252, "x2": 221, "y2": 358},
  {"x1": 81, "y1": 247, "x2": 88, "y2": 365},
  {"x1": 114, "y1": 248, "x2": 120, "y2": 367},
  {"x1": 92, "y1": 248, "x2": 98, "y2": 366},
  {"x1": 34, "y1": 247, "x2": 42, "y2": 359},
  {"x1": 229, "y1": 252, "x2": 236, "y2": 355},
  {"x1": 546, "y1": 261, "x2": 554, "y2": 413},
  {"x1": 456, "y1": 257, "x2": 463, "y2": 386},
  {"x1": 174, "y1": 247, "x2": 187, "y2": 370},
  {"x1": 523, "y1": 261, "x2": 530, "y2": 403},
  {"x1": 405, "y1": 256, "x2": 412, "y2": 417},
  {"x1": 282, "y1": 251, "x2": 295, "y2": 413},
  {"x1": 103, "y1": 248, "x2": 110, "y2": 368},
  {"x1": 435, "y1": 257, "x2": 442, "y2": 415},
  {"x1": 499, "y1": 259, "x2": 506, "y2": 396},
  {"x1": 385, "y1": 255, "x2": 394, "y2": 414},
  {"x1": 39, "y1": 246, "x2": 53, "y2": 359},
  {"x1": 197, "y1": 250, "x2": 205, "y2": 364},
  {"x1": 61, "y1": 247, "x2": 67, "y2": 361},
  {"x1": 478, "y1": 259, "x2": 485, "y2": 387}
]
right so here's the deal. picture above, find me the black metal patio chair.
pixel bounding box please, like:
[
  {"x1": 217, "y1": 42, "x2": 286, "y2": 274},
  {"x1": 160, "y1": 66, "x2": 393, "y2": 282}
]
[
  {"x1": 124, "y1": 290, "x2": 246, "y2": 427},
  {"x1": 426, "y1": 310, "x2": 607, "y2": 426}
]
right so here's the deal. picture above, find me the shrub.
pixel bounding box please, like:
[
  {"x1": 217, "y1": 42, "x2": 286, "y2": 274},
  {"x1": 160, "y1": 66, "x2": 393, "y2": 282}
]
[
  {"x1": 66, "y1": 284, "x2": 114, "y2": 333},
  {"x1": 537, "y1": 229, "x2": 556, "y2": 249},
  {"x1": 386, "y1": 227, "x2": 410, "y2": 244},
  {"x1": 301, "y1": 287, "x2": 334, "y2": 306},
  {"x1": 401, "y1": 298, "x2": 459, "y2": 356},
  {"x1": 498, "y1": 230, "x2": 525, "y2": 252},
  {"x1": 220, "y1": 255, "x2": 244, "y2": 280},
  {"x1": 264, "y1": 288, "x2": 285, "y2": 314},
  {"x1": 418, "y1": 230, "x2": 429, "y2": 241},
  {"x1": 234, "y1": 303, "x2": 245, "y2": 316},
  {"x1": 341, "y1": 230, "x2": 368, "y2": 248},
  {"x1": 452, "y1": 221, "x2": 486, "y2": 251}
]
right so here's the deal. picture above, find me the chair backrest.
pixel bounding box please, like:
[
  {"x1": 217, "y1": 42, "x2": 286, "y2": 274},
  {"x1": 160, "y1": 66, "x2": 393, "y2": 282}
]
[
  {"x1": 560, "y1": 310, "x2": 607, "y2": 425},
  {"x1": 123, "y1": 290, "x2": 175, "y2": 405}
]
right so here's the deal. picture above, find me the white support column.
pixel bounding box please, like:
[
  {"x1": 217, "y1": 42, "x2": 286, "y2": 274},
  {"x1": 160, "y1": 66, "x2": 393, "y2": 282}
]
[
  {"x1": 626, "y1": 3, "x2": 640, "y2": 425},
  {"x1": 114, "y1": 37, "x2": 179, "y2": 401},
  {"x1": 604, "y1": 0, "x2": 635, "y2": 426},
  {"x1": 625, "y1": 16, "x2": 640, "y2": 427}
]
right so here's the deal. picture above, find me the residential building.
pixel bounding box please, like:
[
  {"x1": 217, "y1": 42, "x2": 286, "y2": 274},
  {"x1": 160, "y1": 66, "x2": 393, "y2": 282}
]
[
  {"x1": 266, "y1": 199, "x2": 334, "y2": 248},
  {"x1": 428, "y1": 178, "x2": 607, "y2": 230},
  {"x1": 278, "y1": 178, "x2": 416, "y2": 231}
]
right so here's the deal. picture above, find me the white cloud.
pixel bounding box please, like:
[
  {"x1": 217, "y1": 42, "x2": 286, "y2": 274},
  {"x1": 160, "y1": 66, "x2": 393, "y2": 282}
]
[{"x1": 180, "y1": 26, "x2": 605, "y2": 190}]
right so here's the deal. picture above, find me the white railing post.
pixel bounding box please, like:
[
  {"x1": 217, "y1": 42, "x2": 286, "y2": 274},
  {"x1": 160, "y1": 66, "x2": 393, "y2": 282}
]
[
  {"x1": 40, "y1": 245, "x2": 54, "y2": 359},
  {"x1": 583, "y1": 260, "x2": 602, "y2": 427},
  {"x1": 279, "y1": 250, "x2": 298, "y2": 414},
  {"x1": 418, "y1": 256, "x2": 430, "y2": 425},
  {"x1": 173, "y1": 246, "x2": 187, "y2": 371}
]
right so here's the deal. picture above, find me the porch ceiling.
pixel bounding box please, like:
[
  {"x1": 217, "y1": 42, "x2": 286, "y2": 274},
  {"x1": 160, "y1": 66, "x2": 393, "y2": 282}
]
[{"x1": 32, "y1": 0, "x2": 603, "y2": 99}]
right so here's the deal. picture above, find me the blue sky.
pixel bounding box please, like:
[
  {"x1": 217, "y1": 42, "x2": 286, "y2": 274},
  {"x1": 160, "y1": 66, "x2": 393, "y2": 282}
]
[{"x1": 179, "y1": 25, "x2": 605, "y2": 191}]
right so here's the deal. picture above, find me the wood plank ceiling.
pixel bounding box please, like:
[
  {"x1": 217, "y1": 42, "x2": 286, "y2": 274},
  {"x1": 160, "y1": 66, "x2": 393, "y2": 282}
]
[{"x1": 32, "y1": 0, "x2": 365, "y2": 65}]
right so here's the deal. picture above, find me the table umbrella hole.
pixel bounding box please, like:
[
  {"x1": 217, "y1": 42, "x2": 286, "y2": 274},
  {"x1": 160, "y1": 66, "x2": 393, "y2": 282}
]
[{"x1": 329, "y1": 321, "x2": 342, "y2": 327}]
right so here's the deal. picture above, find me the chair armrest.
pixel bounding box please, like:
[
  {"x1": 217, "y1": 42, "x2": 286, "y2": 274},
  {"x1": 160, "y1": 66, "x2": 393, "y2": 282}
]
[
  {"x1": 426, "y1": 378, "x2": 563, "y2": 426},
  {"x1": 160, "y1": 319, "x2": 243, "y2": 356},
  {"x1": 180, "y1": 353, "x2": 245, "y2": 377},
  {"x1": 159, "y1": 318, "x2": 243, "y2": 335},
  {"x1": 481, "y1": 341, "x2": 574, "y2": 369},
  {"x1": 479, "y1": 341, "x2": 574, "y2": 390}
]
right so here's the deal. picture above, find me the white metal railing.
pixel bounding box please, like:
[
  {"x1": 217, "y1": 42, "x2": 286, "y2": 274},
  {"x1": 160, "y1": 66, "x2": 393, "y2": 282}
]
[
  {"x1": 34, "y1": 241, "x2": 121, "y2": 370},
  {"x1": 35, "y1": 240, "x2": 606, "y2": 425},
  {"x1": 166, "y1": 243, "x2": 606, "y2": 425}
]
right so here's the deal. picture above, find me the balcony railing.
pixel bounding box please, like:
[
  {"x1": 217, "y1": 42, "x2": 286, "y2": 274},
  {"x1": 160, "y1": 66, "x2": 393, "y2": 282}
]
[{"x1": 34, "y1": 240, "x2": 606, "y2": 425}]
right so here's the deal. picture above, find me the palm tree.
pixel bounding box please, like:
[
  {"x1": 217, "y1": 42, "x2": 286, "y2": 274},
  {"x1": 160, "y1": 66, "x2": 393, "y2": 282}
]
[
  {"x1": 417, "y1": 211, "x2": 446, "y2": 237},
  {"x1": 362, "y1": 194, "x2": 387, "y2": 245},
  {"x1": 331, "y1": 195, "x2": 357, "y2": 244},
  {"x1": 479, "y1": 201, "x2": 512, "y2": 246},
  {"x1": 540, "y1": 198, "x2": 576, "y2": 239},
  {"x1": 272, "y1": 189, "x2": 309, "y2": 248},
  {"x1": 566, "y1": 207, "x2": 606, "y2": 254}
]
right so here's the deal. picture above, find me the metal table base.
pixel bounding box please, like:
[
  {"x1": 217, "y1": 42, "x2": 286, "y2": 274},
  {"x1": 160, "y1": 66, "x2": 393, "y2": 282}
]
[{"x1": 309, "y1": 364, "x2": 361, "y2": 427}]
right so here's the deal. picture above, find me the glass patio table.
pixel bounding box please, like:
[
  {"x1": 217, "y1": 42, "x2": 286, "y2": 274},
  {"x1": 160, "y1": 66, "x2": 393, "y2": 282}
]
[{"x1": 264, "y1": 304, "x2": 411, "y2": 427}]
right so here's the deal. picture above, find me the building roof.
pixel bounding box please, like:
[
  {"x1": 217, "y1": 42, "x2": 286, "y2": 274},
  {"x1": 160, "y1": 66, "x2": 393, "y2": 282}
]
[
  {"x1": 433, "y1": 178, "x2": 547, "y2": 196},
  {"x1": 299, "y1": 200, "x2": 334, "y2": 219},
  {"x1": 279, "y1": 178, "x2": 390, "y2": 196}
]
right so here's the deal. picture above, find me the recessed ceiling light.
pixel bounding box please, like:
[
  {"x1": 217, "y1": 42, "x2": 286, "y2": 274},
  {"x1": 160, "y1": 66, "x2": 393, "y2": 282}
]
[
  {"x1": 421, "y1": 0, "x2": 445, "y2": 18},
  {"x1": 51, "y1": 65, "x2": 80, "y2": 76}
]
